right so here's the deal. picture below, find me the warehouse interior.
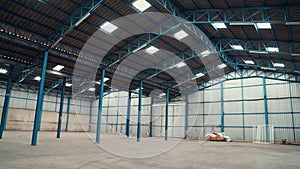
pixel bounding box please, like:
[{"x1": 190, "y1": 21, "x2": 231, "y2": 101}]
[{"x1": 1, "y1": 0, "x2": 300, "y2": 168}]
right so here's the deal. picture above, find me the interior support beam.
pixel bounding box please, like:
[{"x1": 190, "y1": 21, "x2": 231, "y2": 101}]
[
  {"x1": 31, "y1": 51, "x2": 48, "y2": 146},
  {"x1": 125, "y1": 91, "x2": 131, "y2": 137},
  {"x1": 262, "y1": 77, "x2": 270, "y2": 142},
  {"x1": 65, "y1": 97, "x2": 71, "y2": 132},
  {"x1": 220, "y1": 81, "x2": 225, "y2": 132},
  {"x1": 57, "y1": 77, "x2": 66, "y2": 138},
  {"x1": 165, "y1": 88, "x2": 170, "y2": 141},
  {"x1": 0, "y1": 65, "x2": 14, "y2": 139},
  {"x1": 89, "y1": 101, "x2": 93, "y2": 132},
  {"x1": 96, "y1": 69, "x2": 105, "y2": 144},
  {"x1": 137, "y1": 81, "x2": 143, "y2": 142},
  {"x1": 184, "y1": 94, "x2": 189, "y2": 139}
]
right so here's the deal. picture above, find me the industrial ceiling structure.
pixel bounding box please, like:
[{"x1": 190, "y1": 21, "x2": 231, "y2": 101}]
[{"x1": 1, "y1": 0, "x2": 300, "y2": 99}]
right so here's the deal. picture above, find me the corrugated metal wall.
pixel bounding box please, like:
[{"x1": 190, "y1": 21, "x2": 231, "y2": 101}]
[{"x1": 1, "y1": 75, "x2": 299, "y2": 143}]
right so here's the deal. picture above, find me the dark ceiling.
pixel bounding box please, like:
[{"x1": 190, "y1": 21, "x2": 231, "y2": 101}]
[{"x1": 0, "y1": 0, "x2": 300, "y2": 99}]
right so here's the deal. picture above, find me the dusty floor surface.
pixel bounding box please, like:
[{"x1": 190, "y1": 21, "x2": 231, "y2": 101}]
[{"x1": 0, "y1": 131, "x2": 299, "y2": 169}]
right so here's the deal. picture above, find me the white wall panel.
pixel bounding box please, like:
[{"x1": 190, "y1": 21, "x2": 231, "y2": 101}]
[
  {"x1": 224, "y1": 101, "x2": 242, "y2": 113},
  {"x1": 131, "y1": 98, "x2": 138, "y2": 106},
  {"x1": 188, "y1": 91, "x2": 203, "y2": 103},
  {"x1": 244, "y1": 128, "x2": 254, "y2": 140},
  {"x1": 204, "y1": 102, "x2": 221, "y2": 114},
  {"x1": 204, "y1": 90, "x2": 220, "y2": 101},
  {"x1": 269, "y1": 114, "x2": 293, "y2": 127},
  {"x1": 243, "y1": 78, "x2": 262, "y2": 86},
  {"x1": 267, "y1": 84, "x2": 290, "y2": 98},
  {"x1": 26, "y1": 100, "x2": 37, "y2": 110},
  {"x1": 290, "y1": 83, "x2": 300, "y2": 97},
  {"x1": 274, "y1": 128, "x2": 294, "y2": 142},
  {"x1": 244, "y1": 114, "x2": 265, "y2": 126},
  {"x1": 224, "y1": 79, "x2": 241, "y2": 88},
  {"x1": 224, "y1": 88, "x2": 242, "y2": 100},
  {"x1": 173, "y1": 105, "x2": 184, "y2": 115},
  {"x1": 268, "y1": 99, "x2": 291, "y2": 112},
  {"x1": 204, "y1": 115, "x2": 220, "y2": 125},
  {"x1": 243, "y1": 86, "x2": 263, "y2": 99},
  {"x1": 293, "y1": 114, "x2": 300, "y2": 127},
  {"x1": 224, "y1": 115, "x2": 243, "y2": 126},
  {"x1": 209, "y1": 83, "x2": 220, "y2": 89},
  {"x1": 266, "y1": 78, "x2": 287, "y2": 85},
  {"x1": 188, "y1": 103, "x2": 202, "y2": 115},
  {"x1": 224, "y1": 128, "x2": 243, "y2": 140},
  {"x1": 244, "y1": 100, "x2": 264, "y2": 113},
  {"x1": 292, "y1": 99, "x2": 300, "y2": 112}
]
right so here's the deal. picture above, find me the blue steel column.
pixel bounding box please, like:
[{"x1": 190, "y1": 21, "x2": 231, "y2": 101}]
[
  {"x1": 65, "y1": 97, "x2": 71, "y2": 132},
  {"x1": 220, "y1": 81, "x2": 224, "y2": 132},
  {"x1": 137, "y1": 81, "x2": 143, "y2": 142},
  {"x1": 0, "y1": 65, "x2": 14, "y2": 139},
  {"x1": 184, "y1": 94, "x2": 188, "y2": 139},
  {"x1": 165, "y1": 89, "x2": 169, "y2": 141},
  {"x1": 288, "y1": 82, "x2": 296, "y2": 142},
  {"x1": 149, "y1": 97, "x2": 153, "y2": 137},
  {"x1": 89, "y1": 101, "x2": 93, "y2": 132},
  {"x1": 31, "y1": 51, "x2": 48, "y2": 146},
  {"x1": 37, "y1": 94, "x2": 44, "y2": 131},
  {"x1": 241, "y1": 78, "x2": 245, "y2": 140},
  {"x1": 96, "y1": 69, "x2": 105, "y2": 144},
  {"x1": 263, "y1": 77, "x2": 269, "y2": 141},
  {"x1": 57, "y1": 77, "x2": 66, "y2": 138},
  {"x1": 125, "y1": 92, "x2": 131, "y2": 137}
]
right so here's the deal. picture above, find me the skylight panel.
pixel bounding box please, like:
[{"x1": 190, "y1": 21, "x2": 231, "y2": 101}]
[
  {"x1": 132, "y1": 0, "x2": 151, "y2": 12},
  {"x1": 100, "y1": 22, "x2": 118, "y2": 33}
]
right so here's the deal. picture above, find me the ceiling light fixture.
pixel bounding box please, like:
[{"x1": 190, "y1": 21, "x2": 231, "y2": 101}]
[
  {"x1": 100, "y1": 21, "x2": 118, "y2": 33},
  {"x1": 211, "y1": 22, "x2": 227, "y2": 29},
  {"x1": 200, "y1": 50, "x2": 210, "y2": 57},
  {"x1": 65, "y1": 83, "x2": 72, "y2": 87},
  {"x1": 272, "y1": 62, "x2": 285, "y2": 68},
  {"x1": 95, "y1": 77, "x2": 109, "y2": 85},
  {"x1": 261, "y1": 67, "x2": 276, "y2": 71},
  {"x1": 266, "y1": 47, "x2": 279, "y2": 52},
  {"x1": 285, "y1": 22, "x2": 300, "y2": 25},
  {"x1": 255, "y1": 23, "x2": 272, "y2": 29},
  {"x1": 0, "y1": 68, "x2": 8, "y2": 74},
  {"x1": 244, "y1": 60, "x2": 255, "y2": 65},
  {"x1": 230, "y1": 45, "x2": 244, "y2": 50},
  {"x1": 145, "y1": 46, "x2": 159, "y2": 55},
  {"x1": 229, "y1": 22, "x2": 254, "y2": 26},
  {"x1": 176, "y1": 62, "x2": 186, "y2": 68},
  {"x1": 75, "y1": 13, "x2": 91, "y2": 27},
  {"x1": 52, "y1": 65, "x2": 64, "y2": 71},
  {"x1": 132, "y1": 0, "x2": 151, "y2": 12},
  {"x1": 34, "y1": 76, "x2": 41, "y2": 81},
  {"x1": 249, "y1": 50, "x2": 268, "y2": 54},
  {"x1": 132, "y1": 44, "x2": 147, "y2": 53},
  {"x1": 174, "y1": 30, "x2": 188, "y2": 40},
  {"x1": 217, "y1": 63, "x2": 227, "y2": 69},
  {"x1": 88, "y1": 87, "x2": 95, "y2": 91}
]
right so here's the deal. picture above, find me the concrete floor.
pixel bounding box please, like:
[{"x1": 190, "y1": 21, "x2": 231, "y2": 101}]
[{"x1": 0, "y1": 131, "x2": 299, "y2": 169}]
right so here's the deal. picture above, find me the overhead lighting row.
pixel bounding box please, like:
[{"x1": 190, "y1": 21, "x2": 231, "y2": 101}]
[
  {"x1": 0, "y1": 26, "x2": 99, "y2": 64},
  {"x1": 230, "y1": 44, "x2": 280, "y2": 54},
  {"x1": 243, "y1": 59, "x2": 285, "y2": 68},
  {"x1": 212, "y1": 22, "x2": 272, "y2": 29}
]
